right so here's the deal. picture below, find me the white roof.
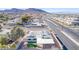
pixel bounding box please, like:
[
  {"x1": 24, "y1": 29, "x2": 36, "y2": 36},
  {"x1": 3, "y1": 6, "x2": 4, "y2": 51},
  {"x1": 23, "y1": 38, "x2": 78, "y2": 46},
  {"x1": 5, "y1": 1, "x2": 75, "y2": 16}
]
[
  {"x1": 37, "y1": 38, "x2": 55, "y2": 44},
  {"x1": 29, "y1": 31, "x2": 55, "y2": 44}
]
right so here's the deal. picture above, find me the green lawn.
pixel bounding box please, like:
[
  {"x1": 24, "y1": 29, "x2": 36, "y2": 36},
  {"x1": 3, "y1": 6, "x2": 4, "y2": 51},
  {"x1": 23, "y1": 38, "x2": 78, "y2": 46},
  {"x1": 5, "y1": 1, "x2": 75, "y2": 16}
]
[{"x1": 27, "y1": 43, "x2": 37, "y2": 48}]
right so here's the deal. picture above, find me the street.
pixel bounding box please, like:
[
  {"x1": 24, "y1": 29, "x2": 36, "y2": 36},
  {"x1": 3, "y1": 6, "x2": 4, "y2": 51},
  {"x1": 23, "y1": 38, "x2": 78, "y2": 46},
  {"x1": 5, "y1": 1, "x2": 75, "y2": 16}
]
[{"x1": 45, "y1": 19, "x2": 79, "y2": 49}]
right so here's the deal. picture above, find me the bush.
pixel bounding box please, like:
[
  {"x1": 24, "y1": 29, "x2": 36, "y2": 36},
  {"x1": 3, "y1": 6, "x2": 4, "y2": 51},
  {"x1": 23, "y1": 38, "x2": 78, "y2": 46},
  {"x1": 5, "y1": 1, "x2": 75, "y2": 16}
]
[
  {"x1": 16, "y1": 22, "x2": 22, "y2": 25},
  {"x1": 0, "y1": 35, "x2": 8, "y2": 45},
  {"x1": 10, "y1": 44, "x2": 16, "y2": 48}
]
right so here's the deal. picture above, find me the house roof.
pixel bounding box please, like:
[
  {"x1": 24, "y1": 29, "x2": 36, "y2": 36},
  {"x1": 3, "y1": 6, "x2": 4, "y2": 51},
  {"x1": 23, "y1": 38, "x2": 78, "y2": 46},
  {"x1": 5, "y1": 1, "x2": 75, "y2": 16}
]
[{"x1": 28, "y1": 31, "x2": 55, "y2": 44}]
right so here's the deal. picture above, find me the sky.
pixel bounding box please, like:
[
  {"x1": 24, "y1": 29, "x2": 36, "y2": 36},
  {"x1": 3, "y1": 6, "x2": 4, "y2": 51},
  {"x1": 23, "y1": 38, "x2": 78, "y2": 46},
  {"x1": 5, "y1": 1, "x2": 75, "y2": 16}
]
[{"x1": 40, "y1": 8, "x2": 79, "y2": 13}]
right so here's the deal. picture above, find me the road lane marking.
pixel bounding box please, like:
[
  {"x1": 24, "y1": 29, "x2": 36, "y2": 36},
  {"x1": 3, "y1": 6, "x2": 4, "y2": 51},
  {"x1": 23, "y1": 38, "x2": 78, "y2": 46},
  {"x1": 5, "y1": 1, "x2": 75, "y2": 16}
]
[
  {"x1": 61, "y1": 31, "x2": 79, "y2": 46},
  {"x1": 46, "y1": 19, "x2": 58, "y2": 26}
]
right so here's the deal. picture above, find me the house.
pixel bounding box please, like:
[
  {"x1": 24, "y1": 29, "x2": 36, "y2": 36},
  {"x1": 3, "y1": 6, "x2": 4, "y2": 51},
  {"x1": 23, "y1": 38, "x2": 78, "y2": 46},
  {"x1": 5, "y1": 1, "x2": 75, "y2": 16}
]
[
  {"x1": 70, "y1": 18, "x2": 79, "y2": 25},
  {"x1": 7, "y1": 18, "x2": 21, "y2": 26},
  {"x1": 26, "y1": 31, "x2": 57, "y2": 49}
]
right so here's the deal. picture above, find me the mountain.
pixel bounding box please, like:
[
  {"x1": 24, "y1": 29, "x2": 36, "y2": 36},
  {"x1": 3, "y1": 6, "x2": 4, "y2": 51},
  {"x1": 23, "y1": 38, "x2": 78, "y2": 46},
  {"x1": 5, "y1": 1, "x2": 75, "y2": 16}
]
[
  {"x1": 0, "y1": 8, "x2": 24, "y2": 13},
  {"x1": 0, "y1": 8, "x2": 48, "y2": 13},
  {"x1": 4, "y1": 8, "x2": 24, "y2": 12},
  {"x1": 25, "y1": 8, "x2": 47, "y2": 13}
]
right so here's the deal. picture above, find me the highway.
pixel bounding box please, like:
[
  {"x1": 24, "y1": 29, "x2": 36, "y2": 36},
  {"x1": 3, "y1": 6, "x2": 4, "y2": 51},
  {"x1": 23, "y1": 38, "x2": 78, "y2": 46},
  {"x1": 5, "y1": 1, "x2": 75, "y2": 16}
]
[
  {"x1": 70, "y1": 28, "x2": 79, "y2": 36},
  {"x1": 44, "y1": 19, "x2": 79, "y2": 50}
]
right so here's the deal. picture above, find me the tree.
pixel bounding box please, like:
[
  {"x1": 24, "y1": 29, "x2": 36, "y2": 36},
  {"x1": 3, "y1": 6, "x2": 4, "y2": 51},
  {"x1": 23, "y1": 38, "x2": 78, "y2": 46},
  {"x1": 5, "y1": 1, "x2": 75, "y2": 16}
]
[
  {"x1": 21, "y1": 15, "x2": 31, "y2": 23},
  {"x1": 10, "y1": 26, "x2": 25, "y2": 41}
]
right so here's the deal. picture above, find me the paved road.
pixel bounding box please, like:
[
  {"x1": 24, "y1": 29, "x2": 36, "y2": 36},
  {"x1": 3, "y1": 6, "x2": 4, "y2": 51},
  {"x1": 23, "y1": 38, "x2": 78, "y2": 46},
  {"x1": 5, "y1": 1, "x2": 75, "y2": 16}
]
[
  {"x1": 45, "y1": 19, "x2": 79, "y2": 50},
  {"x1": 16, "y1": 41, "x2": 24, "y2": 50},
  {"x1": 70, "y1": 28, "x2": 79, "y2": 36}
]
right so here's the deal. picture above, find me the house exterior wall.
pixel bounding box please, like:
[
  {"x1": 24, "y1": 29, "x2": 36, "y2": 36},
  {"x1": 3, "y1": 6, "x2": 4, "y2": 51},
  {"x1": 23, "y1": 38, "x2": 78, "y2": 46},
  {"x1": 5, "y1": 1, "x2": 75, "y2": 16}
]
[{"x1": 43, "y1": 44, "x2": 53, "y2": 49}]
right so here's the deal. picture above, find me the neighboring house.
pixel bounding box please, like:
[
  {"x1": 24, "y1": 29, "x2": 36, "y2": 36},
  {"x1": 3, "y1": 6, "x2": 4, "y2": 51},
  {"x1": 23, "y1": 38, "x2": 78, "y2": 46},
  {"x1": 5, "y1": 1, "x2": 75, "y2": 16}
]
[
  {"x1": 7, "y1": 18, "x2": 21, "y2": 26},
  {"x1": 70, "y1": 19, "x2": 79, "y2": 25},
  {"x1": 26, "y1": 31, "x2": 56, "y2": 49},
  {"x1": 54, "y1": 17, "x2": 79, "y2": 26}
]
